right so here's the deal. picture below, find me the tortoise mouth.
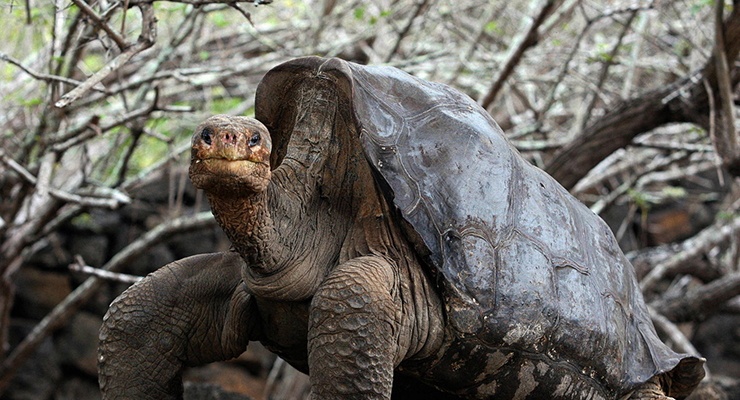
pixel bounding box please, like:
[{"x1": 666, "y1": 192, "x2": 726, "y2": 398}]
[
  {"x1": 192, "y1": 157, "x2": 263, "y2": 176},
  {"x1": 189, "y1": 156, "x2": 271, "y2": 194}
]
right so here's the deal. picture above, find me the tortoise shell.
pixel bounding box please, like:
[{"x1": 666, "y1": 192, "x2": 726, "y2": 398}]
[{"x1": 255, "y1": 57, "x2": 704, "y2": 399}]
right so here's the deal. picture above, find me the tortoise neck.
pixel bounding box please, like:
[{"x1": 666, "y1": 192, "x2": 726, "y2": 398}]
[
  {"x1": 206, "y1": 168, "x2": 334, "y2": 301},
  {"x1": 207, "y1": 189, "x2": 283, "y2": 275}
]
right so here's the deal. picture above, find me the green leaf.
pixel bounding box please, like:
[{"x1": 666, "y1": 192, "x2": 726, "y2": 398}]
[
  {"x1": 83, "y1": 54, "x2": 105, "y2": 72},
  {"x1": 627, "y1": 189, "x2": 652, "y2": 210},
  {"x1": 354, "y1": 6, "x2": 365, "y2": 20},
  {"x1": 690, "y1": 0, "x2": 715, "y2": 15},
  {"x1": 21, "y1": 97, "x2": 43, "y2": 107},
  {"x1": 484, "y1": 21, "x2": 500, "y2": 34},
  {"x1": 213, "y1": 12, "x2": 230, "y2": 27},
  {"x1": 211, "y1": 98, "x2": 243, "y2": 114},
  {"x1": 717, "y1": 211, "x2": 736, "y2": 221}
]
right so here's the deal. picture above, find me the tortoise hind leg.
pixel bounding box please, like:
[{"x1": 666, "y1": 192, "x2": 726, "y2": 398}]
[{"x1": 627, "y1": 377, "x2": 675, "y2": 400}]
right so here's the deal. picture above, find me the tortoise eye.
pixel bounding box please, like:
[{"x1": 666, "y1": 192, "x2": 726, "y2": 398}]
[
  {"x1": 201, "y1": 127, "x2": 213, "y2": 145},
  {"x1": 249, "y1": 132, "x2": 261, "y2": 147}
]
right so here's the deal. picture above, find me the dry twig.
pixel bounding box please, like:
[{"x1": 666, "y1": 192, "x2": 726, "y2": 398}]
[
  {"x1": 54, "y1": 4, "x2": 157, "y2": 109},
  {"x1": 479, "y1": 0, "x2": 556, "y2": 111},
  {"x1": 69, "y1": 255, "x2": 143, "y2": 284},
  {"x1": 0, "y1": 212, "x2": 217, "y2": 394}
]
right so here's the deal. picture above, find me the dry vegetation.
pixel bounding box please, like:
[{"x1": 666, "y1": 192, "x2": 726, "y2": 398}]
[{"x1": 1, "y1": 0, "x2": 739, "y2": 398}]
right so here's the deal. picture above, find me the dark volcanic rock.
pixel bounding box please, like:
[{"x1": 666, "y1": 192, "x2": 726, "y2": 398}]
[
  {"x1": 4, "y1": 320, "x2": 61, "y2": 400},
  {"x1": 183, "y1": 381, "x2": 255, "y2": 400},
  {"x1": 13, "y1": 268, "x2": 72, "y2": 319},
  {"x1": 56, "y1": 311, "x2": 103, "y2": 376},
  {"x1": 53, "y1": 376, "x2": 101, "y2": 400}
]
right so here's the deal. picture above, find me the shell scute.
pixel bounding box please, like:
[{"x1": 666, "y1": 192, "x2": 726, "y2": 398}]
[{"x1": 483, "y1": 237, "x2": 557, "y2": 354}]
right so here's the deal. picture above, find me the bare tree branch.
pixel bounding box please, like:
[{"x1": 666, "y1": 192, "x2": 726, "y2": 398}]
[
  {"x1": 0, "y1": 51, "x2": 110, "y2": 94},
  {"x1": 652, "y1": 271, "x2": 740, "y2": 323},
  {"x1": 69, "y1": 255, "x2": 143, "y2": 284},
  {"x1": 641, "y1": 213, "x2": 740, "y2": 292},
  {"x1": 479, "y1": 0, "x2": 556, "y2": 111},
  {"x1": 0, "y1": 150, "x2": 131, "y2": 209},
  {"x1": 0, "y1": 211, "x2": 217, "y2": 394},
  {"x1": 648, "y1": 306, "x2": 704, "y2": 358},
  {"x1": 54, "y1": 4, "x2": 157, "y2": 109},
  {"x1": 545, "y1": 3, "x2": 740, "y2": 189},
  {"x1": 384, "y1": 0, "x2": 431, "y2": 63},
  {"x1": 576, "y1": 11, "x2": 636, "y2": 132},
  {"x1": 710, "y1": 0, "x2": 740, "y2": 171},
  {"x1": 71, "y1": 0, "x2": 128, "y2": 51},
  {"x1": 125, "y1": 0, "x2": 271, "y2": 4}
]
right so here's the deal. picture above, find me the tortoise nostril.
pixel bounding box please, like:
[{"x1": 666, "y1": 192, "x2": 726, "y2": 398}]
[{"x1": 223, "y1": 133, "x2": 237, "y2": 145}]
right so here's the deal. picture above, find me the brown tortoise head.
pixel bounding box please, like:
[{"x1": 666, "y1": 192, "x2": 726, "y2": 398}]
[{"x1": 189, "y1": 115, "x2": 272, "y2": 196}]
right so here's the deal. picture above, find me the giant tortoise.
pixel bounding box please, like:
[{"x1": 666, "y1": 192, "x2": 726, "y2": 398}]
[{"x1": 98, "y1": 57, "x2": 705, "y2": 399}]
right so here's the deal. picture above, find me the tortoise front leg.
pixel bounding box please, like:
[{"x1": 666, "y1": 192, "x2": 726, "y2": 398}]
[
  {"x1": 307, "y1": 255, "x2": 404, "y2": 400},
  {"x1": 98, "y1": 251, "x2": 257, "y2": 400}
]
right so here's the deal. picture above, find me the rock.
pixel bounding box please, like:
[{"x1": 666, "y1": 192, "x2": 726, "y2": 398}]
[
  {"x1": 4, "y1": 319, "x2": 61, "y2": 400},
  {"x1": 124, "y1": 243, "x2": 175, "y2": 277},
  {"x1": 166, "y1": 228, "x2": 230, "y2": 260},
  {"x1": 183, "y1": 381, "x2": 255, "y2": 400},
  {"x1": 13, "y1": 267, "x2": 72, "y2": 319},
  {"x1": 693, "y1": 314, "x2": 740, "y2": 378},
  {"x1": 56, "y1": 311, "x2": 103, "y2": 376},
  {"x1": 26, "y1": 233, "x2": 71, "y2": 270},
  {"x1": 184, "y1": 362, "x2": 265, "y2": 400},
  {"x1": 69, "y1": 209, "x2": 123, "y2": 236},
  {"x1": 126, "y1": 165, "x2": 197, "y2": 206},
  {"x1": 68, "y1": 234, "x2": 109, "y2": 268},
  {"x1": 53, "y1": 376, "x2": 101, "y2": 400}
]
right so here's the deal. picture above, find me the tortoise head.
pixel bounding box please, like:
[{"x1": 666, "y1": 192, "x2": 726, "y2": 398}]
[{"x1": 189, "y1": 115, "x2": 272, "y2": 196}]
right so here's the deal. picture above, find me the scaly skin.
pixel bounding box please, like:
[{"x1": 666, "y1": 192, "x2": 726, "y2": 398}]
[
  {"x1": 98, "y1": 251, "x2": 255, "y2": 399},
  {"x1": 308, "y1": 256, "x2": 399, "y2": 399},
  {"x1": 99, "y1": 80, "x2": 446, "y2": 399}
]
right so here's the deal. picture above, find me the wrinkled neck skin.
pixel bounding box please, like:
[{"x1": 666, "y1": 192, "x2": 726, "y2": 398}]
[
  {"x1": 206, "y1": 163, "x2": 335, "y2": 302},
  {"x1": 205, "y1": 186, "x2": 280, "y2": 274},
  {"x1": 208, "y1": 83, "x2": 351, "y2": 302}
]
